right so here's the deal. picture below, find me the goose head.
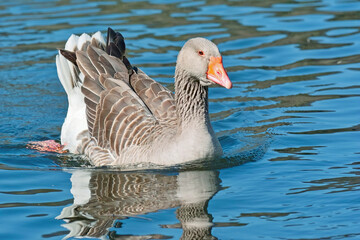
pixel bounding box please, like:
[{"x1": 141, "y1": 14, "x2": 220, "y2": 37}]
[{"x1": 176, "y1": 38, "x2": 232, "y2": 89}]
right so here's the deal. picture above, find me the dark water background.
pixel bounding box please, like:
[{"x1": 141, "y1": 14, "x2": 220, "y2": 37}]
[{"x1": 0, "y1": 0, "x2": 360, "y2": 239}]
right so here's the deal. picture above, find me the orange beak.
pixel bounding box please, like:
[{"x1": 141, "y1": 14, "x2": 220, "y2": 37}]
[{"x1": 206, "y1": 56, "x2": 232, "y2": 89}]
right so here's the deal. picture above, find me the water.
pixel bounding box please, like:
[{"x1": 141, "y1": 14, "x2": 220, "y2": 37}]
[{"x1": 0, "y1": 0, "x2": 359, "y2": 239}]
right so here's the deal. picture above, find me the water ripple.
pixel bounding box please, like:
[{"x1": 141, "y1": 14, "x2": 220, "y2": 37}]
[{"x1": 0, "y1": 0, "x2": 359, "y2": 239}]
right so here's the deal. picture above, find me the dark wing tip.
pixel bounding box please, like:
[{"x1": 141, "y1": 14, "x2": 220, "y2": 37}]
[
  {"x1": 106, "y1": 27, "x2": 137, "y2": 75},
  {"x1": 59, "y1": 49, "x2": 77, "y2": 66},
  {"x1": 106, "y1": 27, "x2": 126, "y2": 58}
]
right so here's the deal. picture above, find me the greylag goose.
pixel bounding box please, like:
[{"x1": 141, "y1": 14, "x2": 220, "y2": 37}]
[{"x1": 56, "y1": 28, "x2": 232, "y2": 166}]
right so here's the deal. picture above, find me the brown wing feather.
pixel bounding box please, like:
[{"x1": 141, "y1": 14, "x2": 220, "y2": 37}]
[
  {"x1": 130, "y1": 70, "x2": 176, "y2": 121},
  {"x1": 78, "y1": 49, "x2": 157, "y2": 154}
]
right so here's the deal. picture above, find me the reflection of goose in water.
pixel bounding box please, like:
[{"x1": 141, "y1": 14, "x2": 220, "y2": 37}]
[{"x1": 57, "y1": 169, "x2": 221, "y2": 239}]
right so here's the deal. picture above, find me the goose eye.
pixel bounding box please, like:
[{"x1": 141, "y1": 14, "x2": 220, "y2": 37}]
[{"x1": 198, "y1": 50, "x2": 204, "y2": 56}]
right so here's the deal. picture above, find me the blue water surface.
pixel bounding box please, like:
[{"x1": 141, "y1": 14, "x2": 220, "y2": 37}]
[{"x1": 0, "y1": 0, "x2": 359, "y2": 239}]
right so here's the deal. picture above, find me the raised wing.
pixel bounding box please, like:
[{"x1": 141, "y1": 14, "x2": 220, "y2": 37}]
[
  {"x1": 76, "y1": 43, "x2": 157, "y2": 155},
  {"x1": 60, "y1": 28, "x2": 177, "y2": 155}
]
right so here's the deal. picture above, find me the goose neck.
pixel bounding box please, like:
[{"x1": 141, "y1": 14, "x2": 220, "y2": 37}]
[{"x1": 175, "y1": 67, "x2": 209, "y2": 125}]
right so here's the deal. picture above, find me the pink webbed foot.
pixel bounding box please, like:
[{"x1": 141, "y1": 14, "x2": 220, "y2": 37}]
[{"x1": 27, "y1": 140, "x2": 67, "y2": 154}]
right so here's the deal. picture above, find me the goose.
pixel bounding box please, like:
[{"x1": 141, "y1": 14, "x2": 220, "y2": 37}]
[{"x1": 55, "y1": 28, "x2": 232, "y2": 166}]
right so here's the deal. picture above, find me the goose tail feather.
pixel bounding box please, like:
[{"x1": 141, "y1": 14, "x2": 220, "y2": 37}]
[{"x1": 56, "y1": 32, "x2": 105, "y2": 152}]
